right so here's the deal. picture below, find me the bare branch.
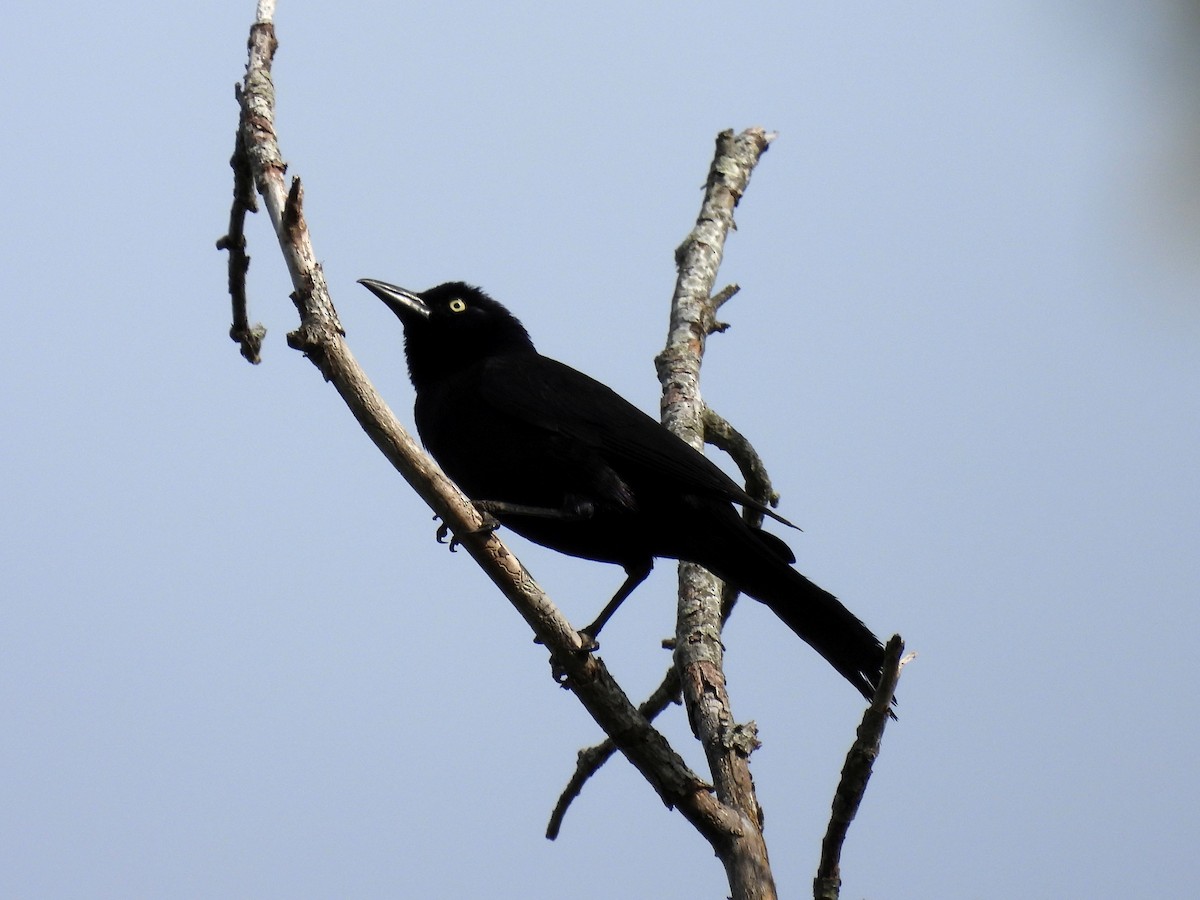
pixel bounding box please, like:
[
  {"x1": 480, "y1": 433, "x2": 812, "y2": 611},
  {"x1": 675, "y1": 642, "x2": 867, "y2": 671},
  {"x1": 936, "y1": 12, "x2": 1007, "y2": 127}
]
[
  {"x1": 657, "y1": 127, "x2": 779, "y2": 900},
  {"x1": 704, "y1": 283, "x2": 740, "y2": 333},
  {"x1": 703, "y1": 406, "x2": 783, "y2": 518},
  {"x1": 548, "y1": 403, "x2": 780, "y2": 833},
  {"x1": 223, "y1": 5, "x2": 755, "y2": 860},
  {"x1": 813, "y1": 635, "x2": 908, "y2": 900},
  {"x1": 546, "y1": 665, "x2": 682, "y2": 839},
  {"x1": 216, "y1": 84, "x2": 265, "y2": 364}
]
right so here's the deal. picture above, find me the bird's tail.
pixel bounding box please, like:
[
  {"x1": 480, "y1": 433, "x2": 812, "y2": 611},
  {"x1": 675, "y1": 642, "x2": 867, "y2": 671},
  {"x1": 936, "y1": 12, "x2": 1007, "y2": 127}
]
[{"x1": 692, "y1": 508, "x2": 889, "y2": 704}]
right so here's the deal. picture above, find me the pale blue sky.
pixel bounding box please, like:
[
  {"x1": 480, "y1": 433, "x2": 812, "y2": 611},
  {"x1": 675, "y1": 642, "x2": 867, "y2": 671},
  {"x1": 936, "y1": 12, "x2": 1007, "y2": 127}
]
[{"x1": 2, "y1": 2, "x2": 1198, "y2": 897}]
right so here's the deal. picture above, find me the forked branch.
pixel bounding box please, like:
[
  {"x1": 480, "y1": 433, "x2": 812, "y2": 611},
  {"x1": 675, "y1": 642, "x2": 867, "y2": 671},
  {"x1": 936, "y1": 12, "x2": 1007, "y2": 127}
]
[{"x1": 218, "y1": 1, "x2": 773, "y2": 877}]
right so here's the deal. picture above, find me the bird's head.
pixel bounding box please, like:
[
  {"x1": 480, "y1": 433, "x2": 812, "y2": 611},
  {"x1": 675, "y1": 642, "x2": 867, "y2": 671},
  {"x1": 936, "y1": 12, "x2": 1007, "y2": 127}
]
[{"x1": 358, "y1": 279, "x2": 535, "y2": 389}]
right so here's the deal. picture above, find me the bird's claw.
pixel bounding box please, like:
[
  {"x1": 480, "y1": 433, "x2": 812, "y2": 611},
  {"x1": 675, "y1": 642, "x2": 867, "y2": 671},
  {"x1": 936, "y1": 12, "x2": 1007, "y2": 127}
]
[
  {"x1": 550, "y1": 654, "x2": 569, "y2": 685},
  {"x1": 474, "y1": 508, "x2": 501, "y2": 533},
  {"x1": 543, "y1": 630, "x2": 599, "y2": 686},
  {"x1": 433, "y1": 510, "x2": 501, "y2": 552},
  {"x1": 433, "y1": 516, "x2": 462, "y2": 552},
  {"x1": 577, "y1": 630, "x2": 600, "y2": 653}
]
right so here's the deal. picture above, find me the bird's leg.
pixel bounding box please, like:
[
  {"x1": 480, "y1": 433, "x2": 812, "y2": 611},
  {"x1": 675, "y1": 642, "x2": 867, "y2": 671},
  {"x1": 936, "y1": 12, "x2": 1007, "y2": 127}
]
[
  {"x1": 580, "y1": 560, "x2": 654, "y2": 644},
  {"x1": 435, "y1": 498, "x2": 595, "y2": 550},
  {"x1": 473, "y1": 499, "x2": 595, "y2": 521}
]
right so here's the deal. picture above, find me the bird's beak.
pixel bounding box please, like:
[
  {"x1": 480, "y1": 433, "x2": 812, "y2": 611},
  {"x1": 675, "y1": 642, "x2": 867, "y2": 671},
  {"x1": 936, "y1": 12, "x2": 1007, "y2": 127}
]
[{"x1": 358, "y1": 278, "x2": 431, "y2": 320}]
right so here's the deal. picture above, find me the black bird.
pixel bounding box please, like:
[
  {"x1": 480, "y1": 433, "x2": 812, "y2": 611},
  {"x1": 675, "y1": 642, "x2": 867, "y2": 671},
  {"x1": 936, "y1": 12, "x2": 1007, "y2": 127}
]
[{"x1": 360, "y1": 278, "x2": 887, "y2": 701}]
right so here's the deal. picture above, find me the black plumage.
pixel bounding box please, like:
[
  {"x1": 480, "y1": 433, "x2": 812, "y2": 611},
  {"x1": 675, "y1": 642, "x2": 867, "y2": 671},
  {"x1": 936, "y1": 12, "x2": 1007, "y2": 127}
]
[{"x1": 360, "y1": 278, "x2": 887, "y2": 701}]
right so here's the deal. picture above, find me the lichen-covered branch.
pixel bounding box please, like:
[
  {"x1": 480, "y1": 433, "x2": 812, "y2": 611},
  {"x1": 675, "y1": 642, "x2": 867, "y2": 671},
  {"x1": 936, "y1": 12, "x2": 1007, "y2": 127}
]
[
  {"x1": 220, "y1": 1, "x2": 752, "y2": 860},
  {"x1": 703, "y1": 406, "x2": 782, "y2": 522},
  {"x1": 216, "y1": 87, "x2": 265, "y2": 363},
  {"x1": 656, "y1": 127, "x2": 778, "y2": 900},
  {"x1": 814, "y1": 636, "x2": 909, "y2": 900},
  {"x1": 545, "y1": 665, "x2": 683, "y2": 840}
]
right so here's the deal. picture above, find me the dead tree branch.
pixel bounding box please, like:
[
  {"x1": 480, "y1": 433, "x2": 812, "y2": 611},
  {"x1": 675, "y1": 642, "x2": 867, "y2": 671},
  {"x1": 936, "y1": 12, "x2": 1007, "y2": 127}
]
[
  {"x1": 547, "y1": 401, "x2": 786, "y2": 833},
  {"x1": 216, "y1": 82, "x2": 265, "y2": 360},
  {"x1": 218, "y1": 1, "x2": 775, "y2": 872},
  {"x1": 545, "y1": 666, "x2": 683, "y2": 840},
  {"x1": 220, "y1": 8, "x2": 905, "y2": 897},
  {"x1": 656, "y1": 127, "x2": 779, "y2": 900},
  {"x1": 814, "y1": 636, "x2": 910, "y2": 900}
]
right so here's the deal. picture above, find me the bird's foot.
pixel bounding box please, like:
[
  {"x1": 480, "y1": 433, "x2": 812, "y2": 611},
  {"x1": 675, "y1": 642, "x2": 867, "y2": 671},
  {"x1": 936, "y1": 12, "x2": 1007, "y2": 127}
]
[
  {"x1": 576, "y1": 630, "x2": 600, "y2": 653},
  {"x1": 531, "y1": 630, "x2": 598, "y2": 653},
  {"x1": 550, "y1": 655, "x2": 570, "y2": 685},
  {"x1": 548, "y1": 641, "x2": 596, "y2": 687},
  {"x1": 433, "y1": 509, "x2": 500, "y2": 552}
]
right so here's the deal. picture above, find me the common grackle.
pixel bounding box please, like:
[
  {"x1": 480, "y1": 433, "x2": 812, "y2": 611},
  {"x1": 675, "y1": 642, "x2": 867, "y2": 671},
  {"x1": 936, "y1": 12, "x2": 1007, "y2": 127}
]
[{"x1": 360, "y1": 278, "x2": 887, "y2": 701}]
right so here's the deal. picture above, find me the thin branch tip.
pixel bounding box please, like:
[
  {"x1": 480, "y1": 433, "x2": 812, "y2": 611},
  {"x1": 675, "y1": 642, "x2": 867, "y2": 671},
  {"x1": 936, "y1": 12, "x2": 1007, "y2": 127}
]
[{"x1": 814, "y1": 636, "x2": 906, "y2": 897}]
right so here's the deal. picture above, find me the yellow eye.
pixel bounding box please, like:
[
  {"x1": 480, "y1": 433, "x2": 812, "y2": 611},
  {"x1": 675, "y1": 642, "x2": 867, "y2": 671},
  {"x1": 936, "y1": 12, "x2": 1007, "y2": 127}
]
[{"x1": 448, "y1": 298, "x2": 467, "y2": 313}]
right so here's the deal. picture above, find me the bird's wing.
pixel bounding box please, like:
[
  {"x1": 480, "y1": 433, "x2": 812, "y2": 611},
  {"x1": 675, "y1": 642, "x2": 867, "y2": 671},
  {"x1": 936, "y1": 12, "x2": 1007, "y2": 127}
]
[{"x1": 480, "y1": 354, "x2": 794, "y2": 527}]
